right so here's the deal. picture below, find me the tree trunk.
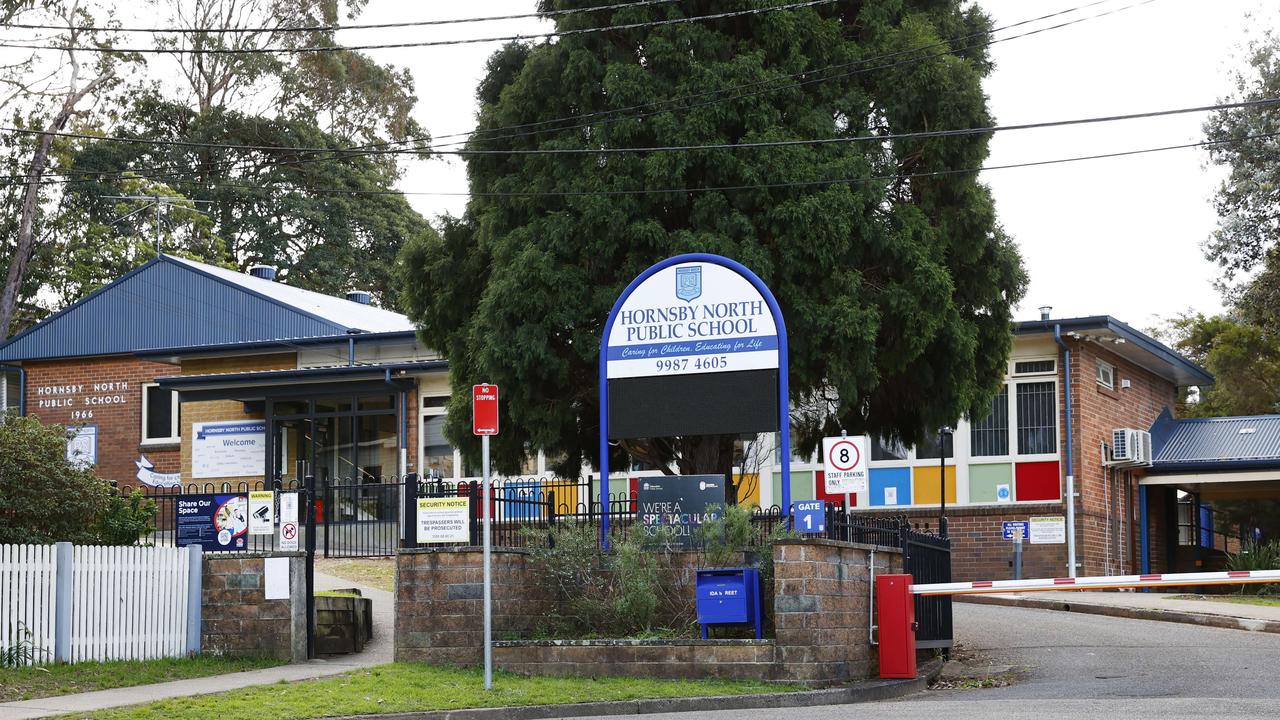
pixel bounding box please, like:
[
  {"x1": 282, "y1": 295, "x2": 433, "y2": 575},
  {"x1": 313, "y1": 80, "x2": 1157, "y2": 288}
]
[{"x1": 0, "y1": 70, "x2": 114, "y2": 337}]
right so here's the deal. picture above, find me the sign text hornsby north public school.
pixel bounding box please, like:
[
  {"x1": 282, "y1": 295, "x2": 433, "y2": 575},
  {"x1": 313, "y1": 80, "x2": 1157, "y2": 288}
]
[{"x1": 605, "y1": 262, "x2": 779, "y2": 380}]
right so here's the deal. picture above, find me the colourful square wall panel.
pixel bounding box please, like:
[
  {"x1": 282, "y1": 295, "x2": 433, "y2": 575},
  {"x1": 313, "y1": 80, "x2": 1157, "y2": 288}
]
[
  {"x1": 911, "y1": 466, "x2": 957, "y2": 505},
  {"x1": 969, "y1": 463, "x2": 1014, "y2": 503},
  {"x1": 815, "y1": 470, "x2": 859, "y2": 506},
  {"x1": 734, "y1": 473, "x2": 761, "y2": 507},
  {"x1": 1015, "y1": 461, "x2": 1060, "y2": 501},
  {"x1": 869, "y1": 467, "x2": 911, "y2": 506},
  {"x1": 773, "y1": 470, "x2": 815, "y2": 508}
]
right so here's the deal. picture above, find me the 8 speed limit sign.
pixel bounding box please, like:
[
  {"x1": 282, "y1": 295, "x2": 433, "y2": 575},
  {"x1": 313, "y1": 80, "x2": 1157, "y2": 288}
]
[{"x1": 822, "y1": 435, "x2": 871, "y2": 494}]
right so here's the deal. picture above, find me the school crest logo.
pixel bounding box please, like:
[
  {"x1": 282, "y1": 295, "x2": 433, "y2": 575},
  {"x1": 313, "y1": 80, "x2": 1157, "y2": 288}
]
[{"x1": 675, "y1": 266, "x2": 702, "y2": 302}]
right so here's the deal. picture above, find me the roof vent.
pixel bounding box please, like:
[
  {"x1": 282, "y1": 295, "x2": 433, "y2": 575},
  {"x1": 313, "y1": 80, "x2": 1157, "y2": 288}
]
[
  {"x1": 248, "y1": 265, "x2": 277, "y2": 281},
  {"x1": 346, "y1": 290, "x2": 372, "y2": 305},
  {"x1": 1038, "y1": 305, "x2": 1052, "y2": 321},
  {"x1": 1240, "y1": 427, "x2": 1257, "y2": 435}
]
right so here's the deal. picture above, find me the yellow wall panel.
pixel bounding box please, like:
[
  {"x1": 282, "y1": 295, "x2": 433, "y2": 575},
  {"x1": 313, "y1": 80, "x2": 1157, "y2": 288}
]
[{"x1": 911, "y1": 466, "x2": 957, "y2": 505}]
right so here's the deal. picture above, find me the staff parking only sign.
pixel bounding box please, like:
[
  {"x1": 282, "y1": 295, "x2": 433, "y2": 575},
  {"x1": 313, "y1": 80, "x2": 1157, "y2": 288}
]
[{"x1": 823, "y1": 435, "x2": 870, "y2": 494}]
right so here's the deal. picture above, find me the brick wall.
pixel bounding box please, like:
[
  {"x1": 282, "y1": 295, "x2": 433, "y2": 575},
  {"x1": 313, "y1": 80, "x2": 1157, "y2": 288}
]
[
  {"x1": 395, "y1": 547, "x2": 552, "y2": 666},
  {"x1": 1067, "y1": 339, "x2": 1176, "y2": 577},
  {"x1": 23, "y1": 356, "x2": 181, "y2": 487},
  {"x1": 179, "y1": 353, "x2": 296, "y2": 483},
  {"x1": 771, "y1": 538, "x2": 901, "y2": 684},
  {"x1": 202, "y1": 551, "x2": 306, "y2": 661},
  {"x1": 397, "y1": 540, "x2": 902, "y2": 685}
]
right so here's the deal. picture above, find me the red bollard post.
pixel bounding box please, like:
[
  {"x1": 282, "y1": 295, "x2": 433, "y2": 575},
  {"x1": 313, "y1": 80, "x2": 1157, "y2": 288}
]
[{"x1": 876, "y1": 574, "x2": 917, "y2": 679}]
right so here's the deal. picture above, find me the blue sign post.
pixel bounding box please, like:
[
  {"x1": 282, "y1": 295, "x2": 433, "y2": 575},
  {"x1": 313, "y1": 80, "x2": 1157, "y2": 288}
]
[
  {"x1": 1001, "y1": 521, "x2": 1030, "y2": 541},
  {"x1": 598, "y1": 254, "x2": 791, "y2": 547}
]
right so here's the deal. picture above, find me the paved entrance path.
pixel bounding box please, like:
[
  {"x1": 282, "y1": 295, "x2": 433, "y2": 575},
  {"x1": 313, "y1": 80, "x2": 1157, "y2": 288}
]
[{"x1": 0, "y1": 569, "x2": 392, "y2": 720}]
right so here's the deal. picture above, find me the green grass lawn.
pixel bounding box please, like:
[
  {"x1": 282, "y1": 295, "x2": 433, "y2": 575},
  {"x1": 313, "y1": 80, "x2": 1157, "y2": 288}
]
[
  {"x1": 0, "y1": 655, "x2": 284, "y2": 703},
  {"x1": 78, "y1": 663, "x2": 796, "y2": 720},
  {"x1": 1169, "y1": 593, "x2": 1280, "y2": 607}
]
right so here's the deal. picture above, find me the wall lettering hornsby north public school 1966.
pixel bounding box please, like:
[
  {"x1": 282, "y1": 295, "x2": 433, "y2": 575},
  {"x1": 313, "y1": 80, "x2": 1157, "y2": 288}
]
[{"x1": 33, "y1": 381, "x2": 130, "y2": 417}]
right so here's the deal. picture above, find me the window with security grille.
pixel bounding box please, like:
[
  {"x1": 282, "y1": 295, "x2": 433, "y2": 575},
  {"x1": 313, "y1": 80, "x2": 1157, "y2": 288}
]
[
  {"x1": 1014, "y1": 359, "x2": 1055, "y2": 375},
  {"x1": 970, "y1": 386, "x2": 1010, "y2": 456},
  {"x1": 1016, "y1": 381, "x2": 1057, "y2": 455}
]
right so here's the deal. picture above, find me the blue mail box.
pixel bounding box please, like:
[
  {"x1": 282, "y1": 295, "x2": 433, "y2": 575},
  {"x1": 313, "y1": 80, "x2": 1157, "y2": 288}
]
[{"x1": 695, "y1": 568, "x2": 762, "y2": 639}]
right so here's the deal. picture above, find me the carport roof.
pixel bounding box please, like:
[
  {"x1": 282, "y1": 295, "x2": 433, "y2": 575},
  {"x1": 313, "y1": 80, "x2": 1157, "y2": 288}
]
[{"x1": 1148, "y1": 408, "x2": 1280, "y2": 473}]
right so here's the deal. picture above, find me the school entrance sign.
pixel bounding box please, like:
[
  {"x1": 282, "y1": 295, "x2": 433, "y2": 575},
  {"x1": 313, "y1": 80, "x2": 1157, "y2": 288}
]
[{"x1": 599, "y1": 254, "x2": 792, "y2": 542}]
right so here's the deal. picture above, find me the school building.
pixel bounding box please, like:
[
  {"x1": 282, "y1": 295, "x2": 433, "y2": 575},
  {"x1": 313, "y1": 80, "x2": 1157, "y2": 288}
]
[{"x1": 2, "y1": 255, "x2": 1277, "y2": 581}]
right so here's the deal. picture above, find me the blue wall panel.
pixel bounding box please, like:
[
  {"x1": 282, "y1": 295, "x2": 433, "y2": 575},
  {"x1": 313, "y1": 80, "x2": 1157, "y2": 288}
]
[{"x1": 868, "y1": 467, "x2": 911, "y2": 507}]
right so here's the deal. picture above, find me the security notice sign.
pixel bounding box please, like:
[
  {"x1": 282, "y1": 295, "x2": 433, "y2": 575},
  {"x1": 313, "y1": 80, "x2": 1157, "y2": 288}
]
[
  {"x1": 248, "y1": 491, "x2": 275, "y2": 535},
  {"x1": 822, "y1": 435, "x2": 870, "y2": 494},
  {"x1": 1029, "y1": 515, "x2": 1067, "y2": 544},
  {"x1": 417, "y1": 497, "x2": 471, "y2": 543},
  {"x1": 473, "y1": 384, "x2": 499, "y2": 435},
  {"x1": 278, "y1": 492, "x2": 299, "y2": 551}
]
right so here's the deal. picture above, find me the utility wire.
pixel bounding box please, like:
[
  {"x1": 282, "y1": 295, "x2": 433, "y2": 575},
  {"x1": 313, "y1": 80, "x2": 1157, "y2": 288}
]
[
  {"x1": 0, "y1": 0, "x2": 678, "y2": 33},
  {"x1": 0, "y1": 0, "x2": 837, "y2": 54},
  {"x1": 0, "y1": 0, "x2": 1152, "y2": 187},
  {"x1": 7, "y1": 130, "x2": 1276, "y2": 197},
  {"x1": 4, "y1": 98, "x2": 1274, "y2": 163}
]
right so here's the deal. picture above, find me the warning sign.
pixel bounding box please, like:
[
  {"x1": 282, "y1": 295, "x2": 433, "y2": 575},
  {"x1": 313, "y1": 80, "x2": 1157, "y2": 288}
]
[
  {"x1": 248, "y1": 491, "x2": 275, "y2": 535},
  {"x1": 822, "y1": 435, "x2": 870, "y2": 494},
  {"x1": 1029, "y1": 515, "x2": 1066, "y2": 545},
  {"x1": 417, "y1": 497, "x2": 471, "y2": 543}
]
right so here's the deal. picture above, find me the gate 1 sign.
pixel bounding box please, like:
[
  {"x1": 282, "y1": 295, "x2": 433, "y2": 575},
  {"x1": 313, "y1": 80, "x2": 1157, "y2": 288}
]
[
  {"x1": 638, "y1": 475, "x2": 724, "y2": 548},
  {"x1": 793, "y1": 500, "x2": 825, "y2": 534},
  {"x1": 822, "y1": 435, "x2": 870, "y2": 494},
  {"x1": 176, "y1": 494, "x2": 248, "y2": 551},
  {"x1": 417, "y1": 497, "x2": 471, "y2": 543},
  {"x1": 606, "y1": 262, "x2": 779, "y2": 379},
  {"x1": 472, "y1": 384, "x2": 499, "y2": 436}
]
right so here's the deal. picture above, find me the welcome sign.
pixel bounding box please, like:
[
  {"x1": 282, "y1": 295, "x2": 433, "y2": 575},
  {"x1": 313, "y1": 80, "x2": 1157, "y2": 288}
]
[
  {"x1": 606, "y1": 262, "x2": 779, "y2": 379},
  {"x1": 193, "y1": 420, "x2": 267, "y2": 479}
]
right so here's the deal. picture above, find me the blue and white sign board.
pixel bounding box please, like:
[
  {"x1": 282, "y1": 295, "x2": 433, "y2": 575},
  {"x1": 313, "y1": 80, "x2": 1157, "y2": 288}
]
[
  {"x1": 605, "y1": 261, "x2": 779, "y2": 379},
  {"x1": 66, "y1": 425, "x2": 97, "y2": 469},
  {"x1": 193, "y1": 421, "x2": 267, "y2": 479},
  {"x1": 793, "y1": 500, "x2": 826, "y2": 534},
  {"x1": 1002, "y1": 521, "x2": 1030, "y2": 541},
  {"x1": 996, "y1": 483, "x2": 1012, "y2": 503},
  {"x1": 176, "y1": 493, "x2": 248, "y2": 551}
]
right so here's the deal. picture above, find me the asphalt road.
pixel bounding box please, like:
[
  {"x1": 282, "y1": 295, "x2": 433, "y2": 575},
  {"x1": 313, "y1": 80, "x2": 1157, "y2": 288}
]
[{"x1": 595, "y1": 602, "x2": 1280, "y2": 720}]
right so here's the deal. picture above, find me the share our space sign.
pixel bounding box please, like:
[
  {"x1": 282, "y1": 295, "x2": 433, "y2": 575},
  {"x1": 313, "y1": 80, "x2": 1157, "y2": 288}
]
[{"x1": 606, "y1": 262, "x2": 778, "y2": 379}]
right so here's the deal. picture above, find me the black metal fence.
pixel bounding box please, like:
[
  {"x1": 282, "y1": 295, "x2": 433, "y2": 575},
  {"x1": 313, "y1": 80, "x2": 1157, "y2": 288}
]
[
  {"x1": 122, "y1": 478, "x2": 304, "y2": 554},
  {"x1": 901, "y1": 524, "x2": 953, "y2": 649}
]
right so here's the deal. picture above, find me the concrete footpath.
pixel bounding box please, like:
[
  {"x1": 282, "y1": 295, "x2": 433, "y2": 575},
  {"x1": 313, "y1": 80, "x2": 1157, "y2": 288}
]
[
  {"x1": 959, "y1": 590, "x2": 1280, "y2": 633},
  {"x1": 0, "y1": 569, "x2": 390, "y2": 720}
]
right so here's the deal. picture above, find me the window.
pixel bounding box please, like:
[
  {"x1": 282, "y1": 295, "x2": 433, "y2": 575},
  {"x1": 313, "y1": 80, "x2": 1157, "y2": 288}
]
[
  {"x1": 914, "y1": 430, "x2": 954, "y2": 460},
  {"x1": 421, "y1": 394, "x2": 454, "y2": 479},
  {"x1": 970, "y1": 386, "x2": 1010, "y2": 456},
  {"x1": 1, "y1": 371, "x2": 15, "y2": 413},
  {"x1": 1014, "y1": 359, "x2": 1055, "y2": 375},
  {"x1": 1016, "y1": 381, "x2": 1057, "y2": 455},
  {"x1": 871, "y1": 435, "x2": 907, "y2": 461},
  {"x1": 1097, "y1": 360, "x2": 1115, "y2": 390},
  {"x1": 141, "y1": 383, "x2": 180, "y2": 443}
]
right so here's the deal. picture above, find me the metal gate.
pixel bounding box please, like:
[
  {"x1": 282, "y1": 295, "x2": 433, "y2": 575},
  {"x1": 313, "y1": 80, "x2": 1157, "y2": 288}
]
[
  {"x1": 323, "y1": 479, "x2": 407, "y2": 558},
  {"x1": 901, "y1": 525, "x2": 953, "y2": 649}
]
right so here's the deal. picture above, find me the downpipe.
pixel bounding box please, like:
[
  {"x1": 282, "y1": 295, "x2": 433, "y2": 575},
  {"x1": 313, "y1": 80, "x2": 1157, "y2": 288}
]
[{"x1": 1053, "y1": 324, "x2": 1078, "y2": 578}]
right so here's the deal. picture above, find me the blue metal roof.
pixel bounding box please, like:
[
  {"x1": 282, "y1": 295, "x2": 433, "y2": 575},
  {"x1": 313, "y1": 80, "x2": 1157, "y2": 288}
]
[
  {"x1": 1015, "y1": 315, "x2": 1213, "y2": 386},
  {"x1": 0, "y1": 255, "x2": 414, "y2": 362},
  {"x1": 1148, "y1": 408, "x2": 1280, "y2": 473}
]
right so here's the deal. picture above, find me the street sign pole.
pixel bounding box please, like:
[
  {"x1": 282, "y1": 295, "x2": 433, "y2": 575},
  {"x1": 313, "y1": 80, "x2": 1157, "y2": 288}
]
[
  {"x1": 472, "y1": 383, "x2": 498, "y2": 692},
  {"x1": 482, "y1": 432, "x2": 492, "y2": 691}
]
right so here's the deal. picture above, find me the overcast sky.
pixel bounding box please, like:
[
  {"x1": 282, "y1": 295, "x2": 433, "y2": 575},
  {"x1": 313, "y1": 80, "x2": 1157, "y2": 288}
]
[{"x1": 350, "y1": 0, "x2": 1272, "y2": 330}]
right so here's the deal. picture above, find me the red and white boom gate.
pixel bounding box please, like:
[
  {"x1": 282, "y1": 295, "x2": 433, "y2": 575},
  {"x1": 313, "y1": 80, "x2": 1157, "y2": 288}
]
[{"x1": 875, "y1": 569, "x2": 1280, "y2": 680}]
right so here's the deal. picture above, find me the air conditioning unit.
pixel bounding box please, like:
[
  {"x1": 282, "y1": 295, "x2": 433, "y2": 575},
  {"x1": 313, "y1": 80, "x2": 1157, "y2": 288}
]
[{"x1": 1111, "y1": 428, "x2": 1152, "y2": 467}]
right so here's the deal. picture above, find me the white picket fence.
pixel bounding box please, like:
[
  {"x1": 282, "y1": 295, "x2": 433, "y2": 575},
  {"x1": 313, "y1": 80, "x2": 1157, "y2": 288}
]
[
  {"x1": 0, "y1": 544, "x2": 57, "y2": 665},
  {"x1": 0, "y1": 543, "x2": 197, "y2": 665}
]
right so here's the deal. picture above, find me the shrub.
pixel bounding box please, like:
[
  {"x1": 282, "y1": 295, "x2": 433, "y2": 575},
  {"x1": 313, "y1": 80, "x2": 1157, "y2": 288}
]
[
  {"x1": 0, "y1": 414, "x2": 155, "y2": 545},
  {"x1": 1227, "y1": 540, "x2": 1280, "y2": 594}
]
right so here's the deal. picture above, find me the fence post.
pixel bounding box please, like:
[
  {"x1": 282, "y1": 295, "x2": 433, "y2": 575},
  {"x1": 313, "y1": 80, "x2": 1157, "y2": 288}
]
[
  {"x1": 185, "y1": 544, "x2": 202, "y2": 655},
  {"x1": 547, "y1": 489, "x2": 557, "y2": 527},
  {"x1": 53, "y1": 542, "x2": 72, "y2": 663},
  {"x1": 402, "y1": 473, "x2": 419, "y2": 548}
]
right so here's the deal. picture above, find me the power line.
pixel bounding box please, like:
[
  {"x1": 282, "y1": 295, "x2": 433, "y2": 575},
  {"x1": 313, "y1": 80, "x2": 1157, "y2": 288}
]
[
  {"x1": 0, "y1": 0, "x2": 678, "y2": 33},
  {"x1": 4, "y1": 98, "x2": 1274, "y2": 163},
  {"x1": 0, "y1": 0, "x2": 838, "y2": 55},
  {"x1": 12, "y1": 130, "x2": 1277, "y2": 198},
  {"x1": 0, "y1": 0, "x2": 1153, "y2": 188}
]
